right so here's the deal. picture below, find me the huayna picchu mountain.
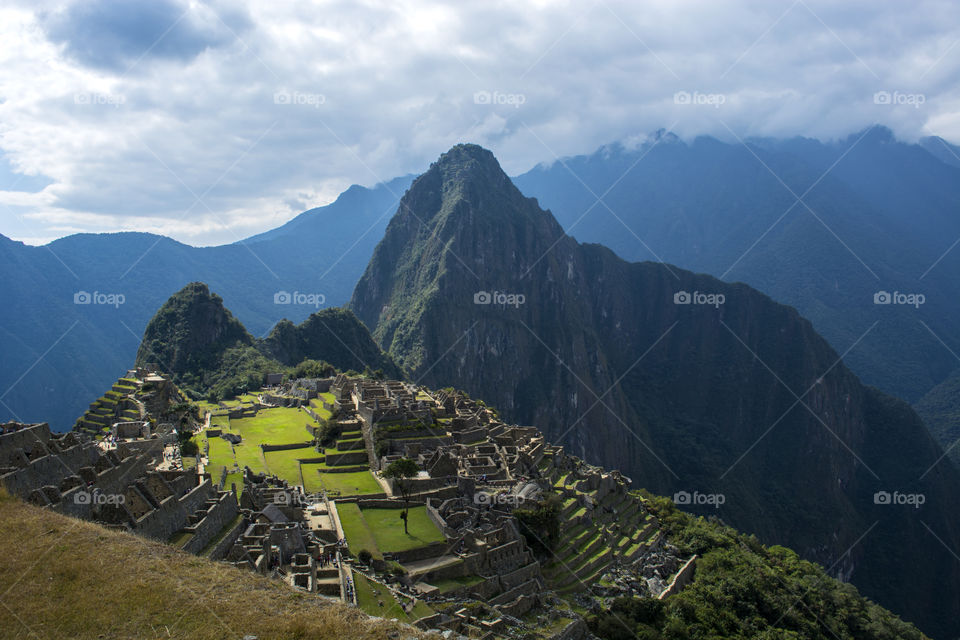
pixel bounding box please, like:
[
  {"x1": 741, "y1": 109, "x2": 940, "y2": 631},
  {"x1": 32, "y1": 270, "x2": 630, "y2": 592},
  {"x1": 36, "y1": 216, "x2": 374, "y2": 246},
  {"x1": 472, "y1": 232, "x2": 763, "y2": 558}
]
[
  {"x1": 136, "y1": 282, "x2": 399, "y2": 400},
  {"x1": 351, "y1": 144, "x2": 960, "y2": 639}
]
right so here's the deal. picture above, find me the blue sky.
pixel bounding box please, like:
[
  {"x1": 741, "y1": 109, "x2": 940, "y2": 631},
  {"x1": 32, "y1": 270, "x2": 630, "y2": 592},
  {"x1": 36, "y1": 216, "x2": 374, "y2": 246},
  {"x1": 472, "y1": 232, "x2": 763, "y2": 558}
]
[{"x1": 0, "y1": 0, "x2": 958, "y2": 246}]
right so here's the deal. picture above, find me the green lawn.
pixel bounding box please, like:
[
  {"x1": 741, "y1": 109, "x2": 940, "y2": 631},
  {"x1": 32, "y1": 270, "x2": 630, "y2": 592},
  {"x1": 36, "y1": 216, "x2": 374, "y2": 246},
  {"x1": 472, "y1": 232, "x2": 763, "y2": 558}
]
[
  {"x1": 353, "y1": 571, "x2": 433, "y2": 621},
  {"x1": 338, "y1": 505, "x2": 446, "y2": 557},
  {"x1": 230, "y1": 407, "x2": 315, "y2": 444},
  {"x1": 338, "y1": 503, "x2": 381, "y2": 559},
  {"x1": 309, "y1": 398, "x2": 332, "y2": 421},
  {"x1": 361, "y1": 506, "x2": 445, "y2": 552},
  {"x1": 302, "y1": 467, "x2": 382, "y2": 496},
  {"x1": 432, "y1": 574, "x2": 484, "y2": 594},
  {"x1": 205, "y1": 435, "x2": 236, "y2": 476},
  {"x1": 209, "y1": 414, "x2": 230, "y2": 428},
  {"x1": 263, "y1": 447, "x2": 314, "y2": 485},
  {"x1": 232, "y1": 441, "x2": 267, "y2": 474},
  {"x1": 223, "y1": 471, "x2": 243, "y2": 494}
]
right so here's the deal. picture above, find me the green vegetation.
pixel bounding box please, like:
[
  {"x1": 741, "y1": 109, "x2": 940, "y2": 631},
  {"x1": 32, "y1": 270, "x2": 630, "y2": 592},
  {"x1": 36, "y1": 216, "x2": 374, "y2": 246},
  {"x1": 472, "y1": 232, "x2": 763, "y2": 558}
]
[
  {"x1": 432, "y1": 574, "x2": 484, "y2": 594},
  {"x1": 135, "y1": 284, "x2": 399, "y2": 404},
  {"x1": 309, "y1": 397, "x2": 333, "y2": 420},
  {"x1": 915, "y1": 369, "x2": 960, "y2": 467},
  {"x1": 338, "y1": 504, "x2": 444, "y2": 558},
  {"x1": 261, "y1": 308, "x2": 402, "y2": 379},
  {"x1": 230, "y1": 407, "x2": 313, "y2": 444},
  {"x1": 178, "y1": 429, "x2": 199, "y2": 457},
  {"x1": 382, "y1": 457, "x2": 419, "y2": 534},
  {"x1": 353, "y1": 571, "x2": 433, "y2": 622},
  {"x1": 338, "y1": 503, "x2": 381, "y2": 560},
  {"x1": 317, "y1": 420, "x2": 342, "y2": 447},
  {"x1": 292, "y1": 359, "x2": 337, "y2": 379},
  {"x1": 302, "y1": 468, "x2": 382, "y2": 496},
  {"x1": 263, "y1": 446, "x2": 313, "y2": 482},
  {"x1": 514, "y1": 492, "x2": 562, "y2": 555},
  {"x1": 585, "y1": 493, "x2": 929, "y2": 640},
  {"x1": 359, "y1": 507, "x2": 444, "y2": 552},
  {"x1": 204, "y1": 435, "x2": 236, "y2": 482}
]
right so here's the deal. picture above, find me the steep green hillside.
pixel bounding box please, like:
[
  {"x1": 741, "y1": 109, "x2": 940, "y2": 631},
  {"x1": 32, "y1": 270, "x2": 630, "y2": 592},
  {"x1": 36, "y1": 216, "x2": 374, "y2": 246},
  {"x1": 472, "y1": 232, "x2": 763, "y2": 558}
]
[{"x1": 589, "y1": 493, "x2": 927, "y2": 640}]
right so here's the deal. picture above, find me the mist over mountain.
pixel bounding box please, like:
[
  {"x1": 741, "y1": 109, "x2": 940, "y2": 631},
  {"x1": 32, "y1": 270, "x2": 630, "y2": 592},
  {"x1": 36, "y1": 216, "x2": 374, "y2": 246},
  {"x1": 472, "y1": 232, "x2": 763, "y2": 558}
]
[
  {"x1": 350, "y1": 143, "x2": 960, "y2": 639},
  {"x1": 512, "y1": 127, "x2": 960, "y2": 408}
]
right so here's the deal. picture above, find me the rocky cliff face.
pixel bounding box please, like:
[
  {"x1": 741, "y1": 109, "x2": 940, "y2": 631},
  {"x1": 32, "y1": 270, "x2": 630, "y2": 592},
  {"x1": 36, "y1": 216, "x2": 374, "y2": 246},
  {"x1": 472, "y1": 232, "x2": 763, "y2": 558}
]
[{"x1": 350, "y1": 144, "x2": 960, "y2": 638}]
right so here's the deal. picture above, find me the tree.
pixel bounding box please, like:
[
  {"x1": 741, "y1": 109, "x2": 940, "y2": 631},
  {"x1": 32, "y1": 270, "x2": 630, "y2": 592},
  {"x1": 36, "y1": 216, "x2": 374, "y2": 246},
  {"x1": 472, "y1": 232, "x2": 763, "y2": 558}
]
[
  {"x1": 180, "y1": 438, "x2": 199, "y2": 457},
  {"x1": 383, "y1": 458, "x2": 419, "y2": 535}
]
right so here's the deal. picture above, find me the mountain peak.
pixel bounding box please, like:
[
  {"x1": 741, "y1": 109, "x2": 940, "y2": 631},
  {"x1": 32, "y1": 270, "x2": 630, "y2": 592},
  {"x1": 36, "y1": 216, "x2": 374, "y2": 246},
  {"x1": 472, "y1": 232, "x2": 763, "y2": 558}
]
[
  {"x1": 433, "y1": 142, "x2": 499, "y2": 170},
  {"x1": 135, "y1": 282, "x2": 253, "y2": 376},
  {"x1": 422, "y1": 143, "x2": 513, "y2": 202},
  {"x1": 351, "y1": 145, "x2": 569, "y2": 356}
]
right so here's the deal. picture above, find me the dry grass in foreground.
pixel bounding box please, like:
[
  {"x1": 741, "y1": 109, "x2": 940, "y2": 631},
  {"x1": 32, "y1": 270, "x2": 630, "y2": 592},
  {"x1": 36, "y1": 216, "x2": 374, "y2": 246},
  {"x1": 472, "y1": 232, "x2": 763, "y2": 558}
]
[{"x1": 0, "y1": 490, "x2": 426, "y2": 640}]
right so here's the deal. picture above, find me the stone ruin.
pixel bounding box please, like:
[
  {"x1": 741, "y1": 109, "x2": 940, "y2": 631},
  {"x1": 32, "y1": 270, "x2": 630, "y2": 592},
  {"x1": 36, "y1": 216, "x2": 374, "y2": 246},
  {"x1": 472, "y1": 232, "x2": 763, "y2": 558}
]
[
  {"x1": 1, "y1": 421, "x2": 243, "y2": 558},
  {"x1": 4, "y1": 371, "x2": 700, "y2": 640},
  {"x1": 224, "y1": 469, "x2": 346, "y2": 598}
]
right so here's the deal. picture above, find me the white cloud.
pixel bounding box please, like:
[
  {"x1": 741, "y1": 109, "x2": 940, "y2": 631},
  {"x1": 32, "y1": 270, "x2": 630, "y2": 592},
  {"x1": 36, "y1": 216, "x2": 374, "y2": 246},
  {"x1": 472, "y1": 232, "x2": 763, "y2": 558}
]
[{"x1": 0, "y1": 0, "x2": 958, "y2": 245}]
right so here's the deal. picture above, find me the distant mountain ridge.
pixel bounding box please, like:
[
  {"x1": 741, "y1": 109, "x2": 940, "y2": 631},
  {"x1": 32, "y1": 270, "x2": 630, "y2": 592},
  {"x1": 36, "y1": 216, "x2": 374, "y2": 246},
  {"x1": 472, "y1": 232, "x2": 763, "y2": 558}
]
[
  {"x1": 0, "y1": 175, "x2": 412, "y2": 429},
  {"x1": 6, "y1": 126, "x2": 960, "y2": 450},
  {"x1": 512, "y1": 127, "x2": 960, "y2": 408},
  {"x1": 350, "y1": 143, "x2": 960, "y2": 639}
]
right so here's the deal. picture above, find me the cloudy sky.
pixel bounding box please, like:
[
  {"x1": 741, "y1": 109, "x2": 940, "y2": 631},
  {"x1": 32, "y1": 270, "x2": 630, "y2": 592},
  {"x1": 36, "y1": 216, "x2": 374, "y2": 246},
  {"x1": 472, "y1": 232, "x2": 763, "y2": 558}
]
[{"x1": 1, "y1": 0, "x2": 958, "y2": 246}]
